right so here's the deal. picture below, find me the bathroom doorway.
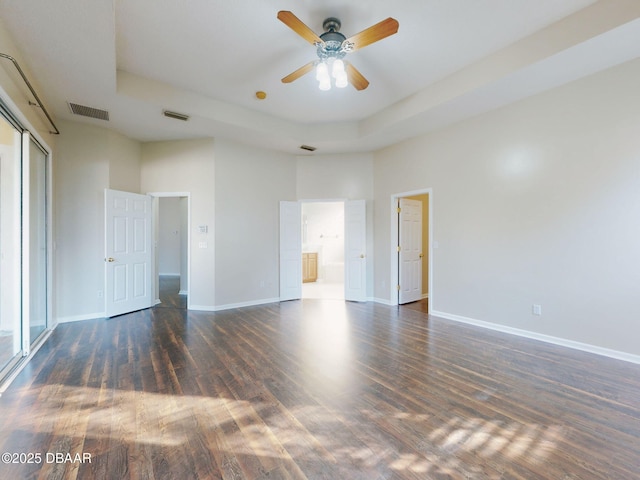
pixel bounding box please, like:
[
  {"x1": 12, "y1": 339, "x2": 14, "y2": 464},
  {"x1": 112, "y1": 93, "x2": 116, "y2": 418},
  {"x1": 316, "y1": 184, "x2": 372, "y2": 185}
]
[{"x1": 301, "y1": 202, "x2": 345, "y2": 300}]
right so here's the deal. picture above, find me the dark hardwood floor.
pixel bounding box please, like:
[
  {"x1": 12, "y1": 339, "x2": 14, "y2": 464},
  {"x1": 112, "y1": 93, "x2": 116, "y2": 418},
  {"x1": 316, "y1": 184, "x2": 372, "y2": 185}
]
[
  {"x1": 0, "y1": 292, "x2": 639, "y2": 479},
  {"x1": 156, "y1": 275, "x2": 187, "y2": 310}
]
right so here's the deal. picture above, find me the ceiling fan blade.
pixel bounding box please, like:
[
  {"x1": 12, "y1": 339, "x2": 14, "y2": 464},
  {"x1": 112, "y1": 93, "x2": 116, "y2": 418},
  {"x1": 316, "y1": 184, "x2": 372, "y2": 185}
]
[
  {"x1": 277, "y1": 11, "x2": 323, "y2": 46},
  {"x1": 282, "y1": 61, "x2": 316, "y2": 83},
  {"x1": 345, "y1": 63, "x2": 369, "y2": 91},
  {"x1": 343, "y1": 17, "x2": 399, "y2": 51}
]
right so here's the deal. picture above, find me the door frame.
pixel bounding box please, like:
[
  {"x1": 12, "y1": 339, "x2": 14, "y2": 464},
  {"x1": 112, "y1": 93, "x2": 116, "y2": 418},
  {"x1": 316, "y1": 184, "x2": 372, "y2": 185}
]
[
  {"x1": 149, "y1": 192, "x2": 191, "y2": 310},
  {"x1": 300, "y1": 199, "x2": 346, "y2": 300},
  {"x1": 0, "y1": 90, "x2": 53, "y2": 392},
  {"x1": 281, "y1": 198, "x2": 368, "y2": 302},
  {"x1": 390, "y1": 188, "x2": 433, "y2": 311}
]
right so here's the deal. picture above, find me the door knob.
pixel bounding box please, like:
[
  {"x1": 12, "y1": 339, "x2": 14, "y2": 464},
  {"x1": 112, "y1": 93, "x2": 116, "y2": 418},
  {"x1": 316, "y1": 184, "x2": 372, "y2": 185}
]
[
  {"x1": 106, "y1": 257, "x2": 115, "y2": 262},
  {"x1": 419, "y1": 253, "x2": 424, "y2": 258},
  {"x1": 360, "y1": 254, "x2": 365, "y2": 258}
]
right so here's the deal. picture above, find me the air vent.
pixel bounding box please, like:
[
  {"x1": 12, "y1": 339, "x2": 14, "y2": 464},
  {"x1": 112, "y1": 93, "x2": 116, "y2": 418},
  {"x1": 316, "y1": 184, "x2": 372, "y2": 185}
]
[
  {"x1": 300, "y1": 144, "x2": 316, "y2": 152},
  {"x1": 68, "y1": 102, "x2": 109, "y2": 121},
  {"x1": 163, "y1": 110, "x2": 190, "y2": 121}
]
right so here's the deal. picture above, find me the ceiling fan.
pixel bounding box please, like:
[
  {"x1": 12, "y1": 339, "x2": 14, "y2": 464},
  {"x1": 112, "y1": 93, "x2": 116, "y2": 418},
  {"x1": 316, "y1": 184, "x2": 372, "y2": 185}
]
[{"x1": 277, "y1": 10, "x2": 399, "y2": 91}]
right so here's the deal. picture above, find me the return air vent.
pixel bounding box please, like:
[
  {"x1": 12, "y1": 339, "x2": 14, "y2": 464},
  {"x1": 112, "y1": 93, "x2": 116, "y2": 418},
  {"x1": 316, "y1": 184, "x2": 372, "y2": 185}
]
[
  {"x1": 68, "y1": 102, "x2": 109, "y2": 121},
  {"x1": 300, "y1": 144, "x2": 316, "y2": 152},
  {"x1": 163, "y1": 110, "x2": 190, "y2": 121}
]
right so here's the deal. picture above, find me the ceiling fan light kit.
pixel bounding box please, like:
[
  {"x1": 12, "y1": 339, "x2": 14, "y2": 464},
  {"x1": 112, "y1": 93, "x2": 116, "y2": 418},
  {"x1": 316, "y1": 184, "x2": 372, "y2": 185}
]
[{"x1": 277, "y1": 11, "x2": 398, "y2": 92}]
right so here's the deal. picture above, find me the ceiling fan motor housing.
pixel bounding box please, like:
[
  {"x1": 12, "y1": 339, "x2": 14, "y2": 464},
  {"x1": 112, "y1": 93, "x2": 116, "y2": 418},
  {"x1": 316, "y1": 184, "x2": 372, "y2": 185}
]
[{"x1": 317, "y1": 18, "x2": 350, "y2": 60}]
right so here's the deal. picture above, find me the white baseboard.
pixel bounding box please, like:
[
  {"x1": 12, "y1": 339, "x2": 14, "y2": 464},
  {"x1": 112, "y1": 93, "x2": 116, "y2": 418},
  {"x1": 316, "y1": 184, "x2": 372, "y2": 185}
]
[
  {"x1": 432, "y1": 310, "x2": 640, "y2": 365},
  {"x1": 372, "y1": 297, "x2": 395, "y2": 306},
  {"x1": 159, "y1": 273, "x2": 180, "y2": 276},
  {"x1": 57, "y1": 312, "x2": 105, "y2": 323},
  {"x1": 179, "y1": 290, "x2": 188, "y2": 295},
  {"x1": 190, "y1": 297, "x2": 280, "y2": 312},
  {"x1": 187, "y1": 304, "x2": 217, "y2": 312}
]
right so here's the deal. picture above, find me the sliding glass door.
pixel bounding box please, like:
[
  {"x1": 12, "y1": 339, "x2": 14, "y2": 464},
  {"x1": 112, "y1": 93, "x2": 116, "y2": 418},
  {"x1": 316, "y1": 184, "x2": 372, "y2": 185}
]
[
  {"x1": 0, "y1": 112, "x2": 22, "y2": 377},
  {"x1": 28, "y1": 137, "x2": 48, "y2": 344},
  {"x1": 0, "y1": 102, "x2": 51, "y2": 385}
]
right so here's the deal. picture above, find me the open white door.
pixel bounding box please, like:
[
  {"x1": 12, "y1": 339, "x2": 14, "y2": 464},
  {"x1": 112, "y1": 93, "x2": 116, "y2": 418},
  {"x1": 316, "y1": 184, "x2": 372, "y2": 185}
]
[
  {"x1": 399, "y1": 198, "x2": 422, "y2": 304},
  {"x1": 105, "y1": 189, "x2": 153, "y2": 317},
  {"x1": 345, "y1": 200, "x2": 367, "y2": 302},
  {"x1": 279, "y1": 201, "x2": 302, "y2": 301}
]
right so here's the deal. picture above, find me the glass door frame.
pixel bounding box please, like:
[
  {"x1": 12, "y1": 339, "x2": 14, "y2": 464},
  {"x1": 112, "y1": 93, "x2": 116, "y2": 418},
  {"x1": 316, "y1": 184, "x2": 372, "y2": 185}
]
[
  {"x1": 22, "y1": 131, "x2": 52, "y2": 355},
  {"x1": 0, "y1": 93, "x2": 53, "y2": 387}
]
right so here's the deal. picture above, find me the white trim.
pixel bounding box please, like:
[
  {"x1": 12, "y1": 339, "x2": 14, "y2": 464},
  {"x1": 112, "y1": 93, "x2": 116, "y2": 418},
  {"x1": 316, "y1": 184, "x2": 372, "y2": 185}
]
[
  {"x1": 179, "y1": 290, "x2": 188, "y2": 295},
  {"x1": 373, "y1": 297, "x2": 394, "y2": 306},
  {"x1": 147, "y1": 191, "x2": 191, "y2": 198},
  {"x1": 148, "y1": 193, "x2": 191, "y2": 310},
  {"x1": 390, "y1": 188, "x2": 433, "y2": 313},
  {"x1": 57, "y1": 312, "x2": 105, "y2": 324},
  {"x1": 215, "y1": 298, "x2": 281, "y2": 311},
  {"x1": 188, "y1": 305, "x2": 217, "y2": 312},
  {"x1": 21, "y1": 132, "x2": 31, "y2": 354},
  {"x1": 190, "y1": 297, "x2": 280, "y2": 312},
  {"x1": 0, "y1": 328, "x2": 53, "y2": 395},
  {"x1": 432, "y1": 310, "x2": 640, "y2": 365}
]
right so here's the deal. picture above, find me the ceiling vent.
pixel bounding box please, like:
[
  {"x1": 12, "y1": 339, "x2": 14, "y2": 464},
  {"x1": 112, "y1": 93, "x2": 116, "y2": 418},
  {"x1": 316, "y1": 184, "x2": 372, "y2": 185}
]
[
  {"x1": 300, "y1": 144, "x2": 316, "y2": 152},
  {"x1": 68, "y1": 102, "x2": 109, "y2": 121},
  {"x1": 163, "y1": 110, "x2": 190, "y2": 121}
]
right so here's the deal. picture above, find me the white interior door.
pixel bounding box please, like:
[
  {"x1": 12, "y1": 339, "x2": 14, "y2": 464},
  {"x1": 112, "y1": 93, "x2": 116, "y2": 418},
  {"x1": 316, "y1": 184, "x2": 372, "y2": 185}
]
[
  {"x1": 345, "y1": 200, "x2": 367, "y2": 302},
  {"x1": 105, "y1": 189, "x2": 153, "y2": 317},
  {"x1": 279, "y1": 201, "x2": 302, "y2": 301},
  {"x1": 399, "y1": 198, "x2": 423, "y2": 304}
]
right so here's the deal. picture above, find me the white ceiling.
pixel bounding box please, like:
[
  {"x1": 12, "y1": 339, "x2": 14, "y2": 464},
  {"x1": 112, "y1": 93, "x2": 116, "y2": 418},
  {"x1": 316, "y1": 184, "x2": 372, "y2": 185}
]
[{"x1": 1, "y1": 0, "x2": 640, "y2": 154}]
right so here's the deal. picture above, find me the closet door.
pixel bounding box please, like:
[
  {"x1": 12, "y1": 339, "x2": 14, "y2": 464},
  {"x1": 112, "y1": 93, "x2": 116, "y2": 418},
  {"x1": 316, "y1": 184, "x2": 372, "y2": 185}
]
[
  {"x1": 345, "y1": 200, "x2": 367, "y2": 302},
  {"x1": 279, "y1": 201, "x2": 302, "y2": 301}
]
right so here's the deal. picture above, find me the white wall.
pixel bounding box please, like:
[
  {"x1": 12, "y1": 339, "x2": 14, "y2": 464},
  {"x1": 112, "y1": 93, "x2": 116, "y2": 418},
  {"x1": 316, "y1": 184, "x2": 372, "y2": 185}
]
[
  {"x1": 214, "y1": 138, "x2": 296, "y2": 308},
  {"x1": 296, "y1": 153, "x2": 373, "y2": 200},
  {"x1": 109, "y1": 132, "x2": 141, "y2": 193},
  {"x1": 0, "y1": 20, "x2": 55, "y2": 145},
  {"x1": 374, "y1": 59, "x2": 640, "y2": 356},
  {"x1": 158, "y1": 197, "x2": 182, "y2": 275},
  {"x1": 141, "y1": 139, "x2": 215, "y2": 309},
  {"x1": 54, "y1": 120, "x2": 142, "y2": 322}
]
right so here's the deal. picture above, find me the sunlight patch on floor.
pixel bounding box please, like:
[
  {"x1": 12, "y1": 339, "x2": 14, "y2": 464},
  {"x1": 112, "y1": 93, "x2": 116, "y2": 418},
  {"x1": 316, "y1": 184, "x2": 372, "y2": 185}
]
[{"x1": 5, "y1": 384, "x2": 565, "y2": 476}]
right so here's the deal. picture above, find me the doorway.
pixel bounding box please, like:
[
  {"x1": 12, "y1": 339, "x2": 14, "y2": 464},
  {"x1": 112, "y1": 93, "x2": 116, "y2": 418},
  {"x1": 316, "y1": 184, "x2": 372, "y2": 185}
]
[
  {"x1": 280, "y1": 199, "x2": 366, "y2": 302},
  {"x1": 301, "y1": 202, "x2": 345, "y2": 300},
  {"x1": 151, "y1": 193, "x2": 190, "y2": 309},
  {"x1": 390, "y1": 189, "x2": 432, "y2": 310}
]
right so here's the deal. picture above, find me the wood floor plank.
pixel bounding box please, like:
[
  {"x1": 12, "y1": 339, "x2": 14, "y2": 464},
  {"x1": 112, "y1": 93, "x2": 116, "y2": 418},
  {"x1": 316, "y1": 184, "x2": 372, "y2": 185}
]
[{"x1": 0, "y1": 294, "x2": 639, "y2": 479}]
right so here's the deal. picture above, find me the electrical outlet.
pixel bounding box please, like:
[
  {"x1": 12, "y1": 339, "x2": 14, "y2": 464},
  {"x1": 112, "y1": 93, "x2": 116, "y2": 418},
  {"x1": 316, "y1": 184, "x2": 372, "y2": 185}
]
[
  {"x1": 532, "y1": 304, "x2": 542, "y2": 316},
  {"x1": 97, "y1": 290, "x2": 103, "y2": 298}
]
